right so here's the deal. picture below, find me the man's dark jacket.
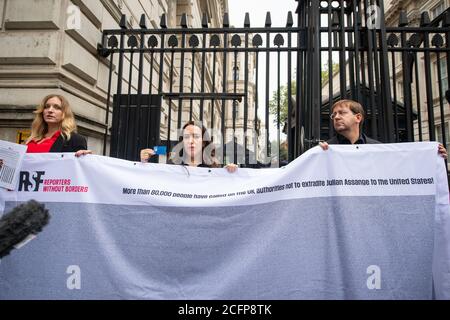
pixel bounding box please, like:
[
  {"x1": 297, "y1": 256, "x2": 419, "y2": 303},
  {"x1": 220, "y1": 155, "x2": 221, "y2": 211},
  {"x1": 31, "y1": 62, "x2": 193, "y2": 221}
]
[{"x1": 327, "y1": 133, "x2": 381, "y2": 145}]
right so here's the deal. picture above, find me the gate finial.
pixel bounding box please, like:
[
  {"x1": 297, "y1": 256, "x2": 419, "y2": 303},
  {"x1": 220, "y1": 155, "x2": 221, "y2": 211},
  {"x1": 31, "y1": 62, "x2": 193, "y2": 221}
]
[
  {"x1": 139, "y1": 14, "x2": 147, "y2": 29},
  {"x1": 160, "y1": 13, "x2": 167, "y2": 28},
  {"x1": 202, "y1": 13, "x2": 208, "y2": 28},
  {"x1": 223, "y1": 13, "x2": 230, "y2": 28},
  {"x1": 119, "y1": 15, "x2": 127, "y2": 29},
  {"x1": 244, "y1": 13, "x2": 250, "y2": 28},
  {"x1": 444, "y1": 11, "x2": 450, "y2": 27},
  {"x1": 286, "y1": 11, "x2": 293, "y2": 27},
  {"x1": 420, "y1": 12, "x2": 430, "y2": 27},
  {"x1": 399, "y1": 11, "x2": 408, "y2": 26},
  {"x1": 265, "y1": 12, "x2": 272, "y2": 27},
  {"x1": 180, "y1": 13, "x2": 188, "y2": 28}
]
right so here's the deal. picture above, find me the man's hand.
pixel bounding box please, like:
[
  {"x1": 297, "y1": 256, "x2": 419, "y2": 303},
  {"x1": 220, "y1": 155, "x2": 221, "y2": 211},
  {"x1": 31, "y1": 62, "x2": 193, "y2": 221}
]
[
  {"x1": 438, "y1": 144, "x2": 448, "y2": 160},
  {"x1": 140, "y1": 148, "x2": 155, "y2": 162},
  {"x1": 319, "y1": 141, "x2": 329, "y2": 151}
]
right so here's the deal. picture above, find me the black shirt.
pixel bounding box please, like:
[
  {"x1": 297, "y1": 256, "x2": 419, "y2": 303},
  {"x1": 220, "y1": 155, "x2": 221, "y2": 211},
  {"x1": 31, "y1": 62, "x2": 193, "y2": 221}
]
[
  {"x1": 166, "y1": 159, "x2": 217, "y2": 168},
  {"x1": 327, "y1": 133, "x2": 381, "y2": 145}
]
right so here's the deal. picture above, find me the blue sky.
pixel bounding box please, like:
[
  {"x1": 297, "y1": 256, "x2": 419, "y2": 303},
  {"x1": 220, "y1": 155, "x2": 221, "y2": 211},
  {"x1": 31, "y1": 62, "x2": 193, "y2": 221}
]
[{"x1": 228, "y1": 0, "x2": 298, "y2": 28}]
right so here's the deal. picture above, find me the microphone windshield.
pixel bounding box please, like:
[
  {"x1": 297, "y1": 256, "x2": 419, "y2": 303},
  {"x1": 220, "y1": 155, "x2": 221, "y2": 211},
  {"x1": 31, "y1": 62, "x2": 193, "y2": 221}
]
[{"x1": 0, "y1": 200, "x2": 50, "y2": 258}]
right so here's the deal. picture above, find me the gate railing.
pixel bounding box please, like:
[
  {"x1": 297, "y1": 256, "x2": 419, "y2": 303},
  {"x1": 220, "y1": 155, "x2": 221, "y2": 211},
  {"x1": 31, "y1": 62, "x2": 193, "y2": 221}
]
[
  {"x1": 99, "y1": 11, "x2": 304, "y2": 166},
  {"x1": 98, "y1": 1, "x2": 450, "y2": 174}
]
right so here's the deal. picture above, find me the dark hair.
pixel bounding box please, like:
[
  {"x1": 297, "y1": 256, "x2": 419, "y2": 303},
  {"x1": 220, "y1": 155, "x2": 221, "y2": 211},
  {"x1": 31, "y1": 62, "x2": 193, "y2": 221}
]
[{"x1": 178, "y1": 121, "x2": 220, "y2": 168}]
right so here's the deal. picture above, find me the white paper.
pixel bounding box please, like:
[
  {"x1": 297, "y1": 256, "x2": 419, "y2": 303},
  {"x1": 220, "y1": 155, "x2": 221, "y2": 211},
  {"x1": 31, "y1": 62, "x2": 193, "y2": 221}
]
[{"x1": 0, "y1": 139, "x2": 27, "y2": 190}]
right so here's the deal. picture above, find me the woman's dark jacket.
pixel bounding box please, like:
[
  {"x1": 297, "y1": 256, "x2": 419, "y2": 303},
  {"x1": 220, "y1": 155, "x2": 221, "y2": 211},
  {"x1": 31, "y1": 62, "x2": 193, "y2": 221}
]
[{"x1": 49, "y1": 132, "x2": 87, "y2": 153}]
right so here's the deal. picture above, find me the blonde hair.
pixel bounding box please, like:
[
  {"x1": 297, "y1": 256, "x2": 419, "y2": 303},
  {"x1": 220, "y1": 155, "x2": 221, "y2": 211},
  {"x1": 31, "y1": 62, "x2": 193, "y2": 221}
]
[{"x1": 27, "y1": 94, "x2": 77, "y2": 143}]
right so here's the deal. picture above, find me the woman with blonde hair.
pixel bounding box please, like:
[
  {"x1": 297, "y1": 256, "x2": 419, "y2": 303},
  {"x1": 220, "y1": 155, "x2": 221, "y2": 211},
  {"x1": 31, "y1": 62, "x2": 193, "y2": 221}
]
[{"x1": 25, "y1": 94, "x2": 91, "y2": 156}]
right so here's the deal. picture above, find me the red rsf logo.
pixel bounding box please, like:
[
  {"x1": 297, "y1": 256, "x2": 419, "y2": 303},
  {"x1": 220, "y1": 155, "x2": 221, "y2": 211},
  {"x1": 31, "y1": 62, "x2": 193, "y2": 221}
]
[
  {"x1": 43, "y1": 178, "x2": 89, "y2": 193},
  {"x1": 43, "y1": 178, "x2": 71, "y2": 192},
  {"x1": 43, "y1": 185, "x2": 89, "y2": 193}
]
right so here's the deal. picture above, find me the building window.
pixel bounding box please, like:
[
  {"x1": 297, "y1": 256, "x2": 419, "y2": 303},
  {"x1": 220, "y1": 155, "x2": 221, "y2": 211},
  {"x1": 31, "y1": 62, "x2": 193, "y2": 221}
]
[
  {"x1": 431, "y1": 1, "x2": 446, "y2": 20},
  {"x1": 233, "y1": 66, "x2": 239, "y2": 81},
  {"x1": 396, "y1": 80, "x2": 404, "y2": 101},
  {"x1": 434, "y1": 57, "x2": 448, "y2": 98},
  {"x1": 233, "y1": 100, "x2": 240, "y2": 119},
  {"x1": 439, "y1": 57, "x2": 448, "y2": 98}
]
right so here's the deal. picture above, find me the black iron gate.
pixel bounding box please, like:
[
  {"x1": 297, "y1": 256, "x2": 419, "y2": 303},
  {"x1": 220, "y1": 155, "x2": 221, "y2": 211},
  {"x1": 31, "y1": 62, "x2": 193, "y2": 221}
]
[{"x1": 99, "y1": 0, "x2": 450, "y2": 171}]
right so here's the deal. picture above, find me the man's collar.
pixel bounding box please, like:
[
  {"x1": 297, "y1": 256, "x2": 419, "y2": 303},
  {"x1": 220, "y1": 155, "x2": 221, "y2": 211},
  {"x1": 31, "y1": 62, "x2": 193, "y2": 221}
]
[{"x1": 336, "y1": 133, "x2": 367, "y2": 144}]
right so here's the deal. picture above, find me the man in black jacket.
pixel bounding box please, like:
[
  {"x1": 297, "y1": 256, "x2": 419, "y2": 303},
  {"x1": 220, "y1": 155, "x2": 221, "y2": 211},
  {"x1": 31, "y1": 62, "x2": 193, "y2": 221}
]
[
  {"x1": 319, "y1": 99, "x2": 380, "y2": 149},
  {"x1": 319, "y1": 99, "x2": 448, "y2": 159}
]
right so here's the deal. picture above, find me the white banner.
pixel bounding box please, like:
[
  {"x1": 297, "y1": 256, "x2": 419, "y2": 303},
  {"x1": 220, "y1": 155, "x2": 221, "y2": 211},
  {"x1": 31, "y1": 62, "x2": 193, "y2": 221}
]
[{"x1": 0, "y1": 142, "x2": 449, "y2": 299}]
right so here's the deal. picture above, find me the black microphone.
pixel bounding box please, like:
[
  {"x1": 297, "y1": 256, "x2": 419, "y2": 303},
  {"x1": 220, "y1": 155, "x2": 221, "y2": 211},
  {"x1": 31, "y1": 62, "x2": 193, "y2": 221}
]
[{"x1": 0, "y1": 200, "x2": 50, "y2": 258}]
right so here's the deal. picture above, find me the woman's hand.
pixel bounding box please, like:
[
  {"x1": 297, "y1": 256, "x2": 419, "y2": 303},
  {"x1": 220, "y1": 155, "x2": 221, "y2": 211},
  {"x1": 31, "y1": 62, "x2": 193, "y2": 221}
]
[
  {"x1": 225, "y1": 163, "x2": 238, "y2": 173},
  {"x1": 75, "y1": 150, "x2": 92, "y2": 157},
  {"x1": 140, "y1": 148, "x2": 155, "y2": 162}
]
